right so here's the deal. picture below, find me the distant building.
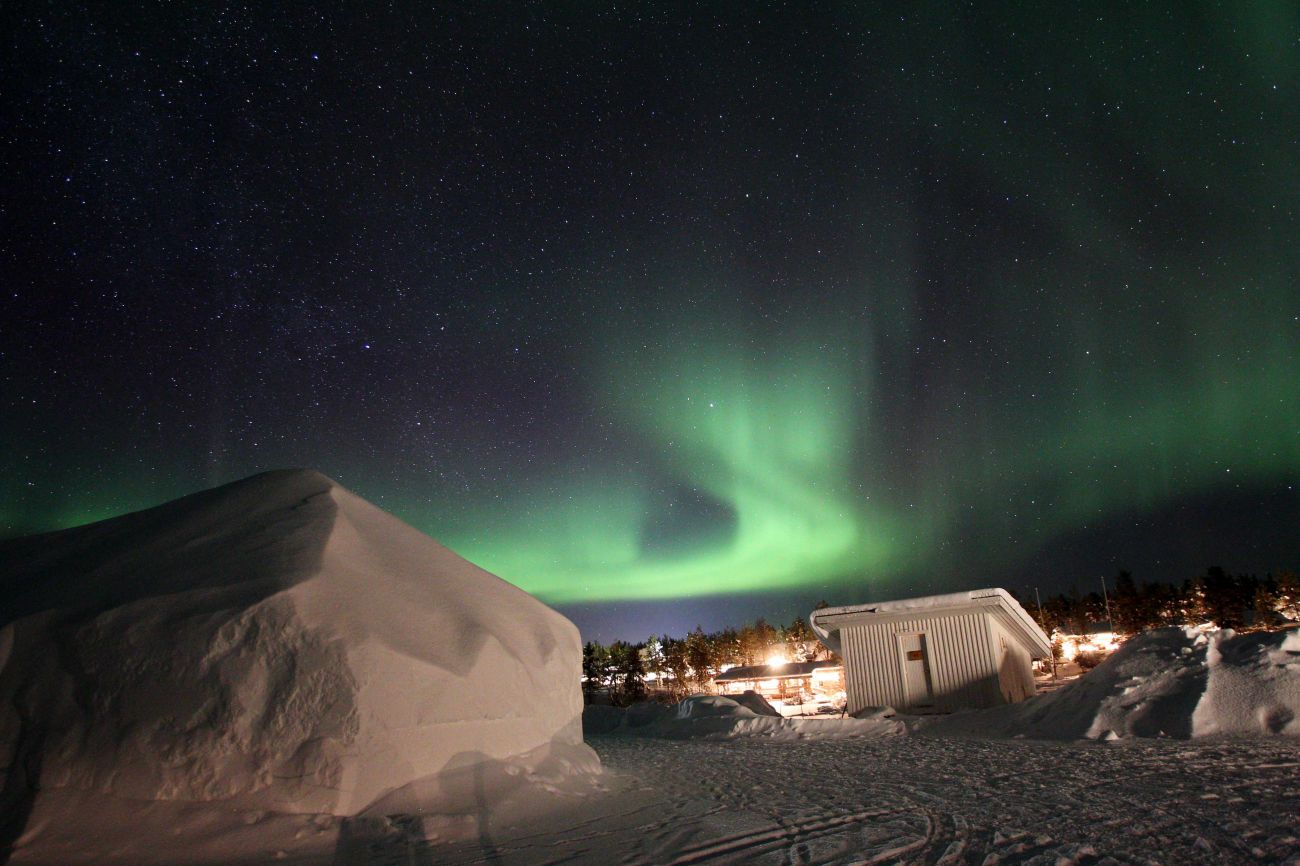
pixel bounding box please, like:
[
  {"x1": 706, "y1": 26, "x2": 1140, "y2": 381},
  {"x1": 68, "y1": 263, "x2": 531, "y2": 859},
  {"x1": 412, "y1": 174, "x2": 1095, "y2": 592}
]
[
  {"x1": 714, "y1": 660, "x2": 844, "y2": 710},
  {"x1": 810, "y1": 588, "x2": 1051, "y2": 714}
]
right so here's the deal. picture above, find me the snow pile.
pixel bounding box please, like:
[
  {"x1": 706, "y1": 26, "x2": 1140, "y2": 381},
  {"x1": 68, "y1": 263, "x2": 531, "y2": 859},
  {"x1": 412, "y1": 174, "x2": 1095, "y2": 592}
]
[
  {"x1": 625, "y1": 699, "x2": 675, "y2": 727},
  {"x1": 582, "y1": 704, "x2": 631, "y2": 735},
  {"x1": 674, "y1": 694, "x2": 761, "y2": 719},
  {"x1": 730, "y1": 689, "x2": 782, "y2": 717},
  {"x1": 1193, "y1": 627, "x2": 1300, "y2": 736},
  {"x1": 925, "y1": 626, "x2": 1300, "y2": 740},
  {"x1": 0, "y1": 470, "x2": 594, "y2": 850},
  {"x1": 585, "y1": 696, "x2": 902, "y2": 741}
]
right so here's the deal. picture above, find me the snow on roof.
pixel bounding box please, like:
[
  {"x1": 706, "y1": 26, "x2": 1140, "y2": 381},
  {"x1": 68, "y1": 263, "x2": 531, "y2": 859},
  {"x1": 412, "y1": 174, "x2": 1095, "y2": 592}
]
[
  {"x1": 814, "y1": 587, "x2": 1006, "y2": 620},
  {"x1": 809, "y1": 587, "x2": 1051, "y2": 657}
]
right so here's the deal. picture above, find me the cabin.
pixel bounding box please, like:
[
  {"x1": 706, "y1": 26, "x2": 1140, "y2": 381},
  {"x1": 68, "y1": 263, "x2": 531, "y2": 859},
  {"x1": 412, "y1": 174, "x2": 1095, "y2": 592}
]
[
  {"x1": 809, "y1": 588, "x2": 1051, "y2": 715},
  {"x1": 714, "y1": 661, "x2": 844, "y2": 712}
]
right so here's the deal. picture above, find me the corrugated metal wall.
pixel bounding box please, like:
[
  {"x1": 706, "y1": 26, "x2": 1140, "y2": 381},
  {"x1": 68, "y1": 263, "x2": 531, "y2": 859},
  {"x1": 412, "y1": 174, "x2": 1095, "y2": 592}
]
[
  {"x1": 841, "y1": 611, "x2": 1001, "y2": 712},
  {"x1": 989, "y1": 618, "x2": 1037, "y2": 702}
]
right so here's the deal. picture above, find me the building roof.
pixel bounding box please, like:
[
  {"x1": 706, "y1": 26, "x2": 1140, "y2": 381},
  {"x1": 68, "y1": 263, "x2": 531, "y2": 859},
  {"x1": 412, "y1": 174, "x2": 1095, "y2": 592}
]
[
  {"x1": 714, "y1": 660, "x2": 841, "y2": 682},
  {"x1": 809, "y1": 587, "x2": 1052, "y2": 658}
]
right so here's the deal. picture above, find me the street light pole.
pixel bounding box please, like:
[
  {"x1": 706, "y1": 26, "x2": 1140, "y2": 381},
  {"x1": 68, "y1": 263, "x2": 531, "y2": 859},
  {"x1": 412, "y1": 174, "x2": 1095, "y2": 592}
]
[
  {"x1": 1035, "y1": 586, "x2": 1056, "y2": 680},
  {"x1": 1101, "y1": 575, "x2": 1113, "y2": 632}
]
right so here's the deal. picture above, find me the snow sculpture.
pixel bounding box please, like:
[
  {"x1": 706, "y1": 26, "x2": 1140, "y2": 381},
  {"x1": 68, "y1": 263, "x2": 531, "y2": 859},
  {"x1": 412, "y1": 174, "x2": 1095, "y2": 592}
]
[{"x1": 0, "y1": 470, "x2": 590, "y2": 819}]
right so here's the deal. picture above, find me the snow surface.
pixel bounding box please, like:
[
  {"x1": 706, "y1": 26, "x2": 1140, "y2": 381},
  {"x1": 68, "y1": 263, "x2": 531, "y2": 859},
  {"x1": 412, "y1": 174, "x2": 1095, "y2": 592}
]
[
  {"x1": 28, "y1": 725, "x2": 1287, "y2": 864},
  {"x1": 584, "y1": 697, "x2": 902, "y2": 742},
  {"x1": 0, "y1": 470, "x2": 595, "y2": 861},
  {"x1": 923, "y1": 626, "x2": 1300, "y2": 740},
  {"x1": 423, "y1": 733, "x2": 1300, "y2": 865}
]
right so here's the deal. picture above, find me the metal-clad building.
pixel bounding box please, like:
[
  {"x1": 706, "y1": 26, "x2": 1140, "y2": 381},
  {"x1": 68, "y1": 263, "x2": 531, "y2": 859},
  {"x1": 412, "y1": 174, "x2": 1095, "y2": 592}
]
[{"x1": 809, "y1": 588, "x2": 1051, "y2": 714}]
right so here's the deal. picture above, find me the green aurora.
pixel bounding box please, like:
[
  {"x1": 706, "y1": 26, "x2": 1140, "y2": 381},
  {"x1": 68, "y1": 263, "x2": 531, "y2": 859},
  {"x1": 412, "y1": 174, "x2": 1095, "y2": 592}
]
[
  {"x1": 436, "y1": 279, "x2": 1298, "y2": 603},
  {"x1": 2, "y1": 3, "x2": 1296, "y2": 617}
]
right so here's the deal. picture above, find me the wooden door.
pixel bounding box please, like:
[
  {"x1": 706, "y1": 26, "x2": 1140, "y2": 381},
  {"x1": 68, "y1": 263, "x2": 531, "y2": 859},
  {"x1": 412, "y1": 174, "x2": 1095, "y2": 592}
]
[{"x1": 898, "y1": 632, "x2": 934, "y2": 706}]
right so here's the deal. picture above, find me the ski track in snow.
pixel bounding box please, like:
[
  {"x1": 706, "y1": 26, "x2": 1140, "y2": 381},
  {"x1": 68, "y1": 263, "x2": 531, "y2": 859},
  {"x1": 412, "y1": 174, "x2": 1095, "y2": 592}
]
[{"x1": 422, "y1": 735, "x2": 1300, "y2": 866}]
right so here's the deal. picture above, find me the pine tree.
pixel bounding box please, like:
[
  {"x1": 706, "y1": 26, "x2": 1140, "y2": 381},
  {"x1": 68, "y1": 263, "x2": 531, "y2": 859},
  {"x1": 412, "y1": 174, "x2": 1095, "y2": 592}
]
[
  {"x1": 784, "y1": 617, "x2": 817, "y2": 661},
  {"x1": 685, "y1": 626, "x2": 715, "y2": 690},
  {"x1": 643, "y1": 634, "x2": 665, "y2": 678},
  {"x1": 1271, "y1": 571, "x2": 1300, "y2": 621},
  {"x1": 582, "y1": 641, "x2": 613, "y2": 702},
  {"x1": 608, "y1": 641, "x2": 646, "y2": 706},
  {"x1": 753, "y1": 617, "x2": 779, "y2": 662},
  {"x1": 1111, "y1": 570, "x2": 1144, "y2": 634},
  {"x1": 737, "y1": 623, "x2": 761, "y2": 665},
  {"x1": 660, "y1": 636, "x2": 691, "y2": 699},
  {"x1": 715, "y1": 626, "x2": 742, "y2": 668},
  {"x1": 1200, "y1": 566, "x2": 1253, "y2": 628}
]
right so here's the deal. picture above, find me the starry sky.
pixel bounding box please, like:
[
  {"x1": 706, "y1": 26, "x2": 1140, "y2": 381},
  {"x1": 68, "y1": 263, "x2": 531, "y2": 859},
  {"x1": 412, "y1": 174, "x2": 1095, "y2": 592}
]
[{"x1": 2, "y1": 4, "x2": 1297, "y2": 643}]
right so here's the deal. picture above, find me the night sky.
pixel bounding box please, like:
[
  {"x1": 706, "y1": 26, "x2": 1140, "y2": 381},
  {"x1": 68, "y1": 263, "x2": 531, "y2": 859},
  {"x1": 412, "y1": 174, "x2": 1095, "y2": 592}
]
[{"x1": 3, "y1": 4, "x2": 1297, "y2": 643}]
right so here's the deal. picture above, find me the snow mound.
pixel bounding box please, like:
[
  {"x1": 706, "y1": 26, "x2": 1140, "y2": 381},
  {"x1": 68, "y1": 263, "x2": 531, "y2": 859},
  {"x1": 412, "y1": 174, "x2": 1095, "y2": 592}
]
[
  {"x1": 0, "y1": 470, "x2": 593, "y2": 832},
  {"x1": 730, "y1": 689, "x2": 782, "y2": 717},
  {"x1": 924, "y1": 627, "x2": 1300, "y2": 740},
  {"x1": 582, "y1": 704, "x2": 634, "y2": 735},
  {"x1": 585, "y1": 698, "x2": 903, "y2": 741},
  {"x1": 1194, "y1": 627, "x2": 1300, "y2": 736},
  {"x1": 674, "y1": 695, "x2": 757, "y2": 719},
  {"x1": 647, "y1": 711, "x2": 902, "y2": 741}
]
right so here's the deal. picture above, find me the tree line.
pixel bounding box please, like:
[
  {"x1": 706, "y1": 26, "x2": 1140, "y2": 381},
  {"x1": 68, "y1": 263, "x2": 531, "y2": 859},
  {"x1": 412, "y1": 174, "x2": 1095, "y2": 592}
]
[
  {"x1": 583, "y1": 566, "x2": 1298, "y2": 705},
  {"x1": 1025, "y1": 567, "x2": 1298, "y2": 635},
  {"x1": 582, "y1": 614, "x2": 835, "y2": 705}
]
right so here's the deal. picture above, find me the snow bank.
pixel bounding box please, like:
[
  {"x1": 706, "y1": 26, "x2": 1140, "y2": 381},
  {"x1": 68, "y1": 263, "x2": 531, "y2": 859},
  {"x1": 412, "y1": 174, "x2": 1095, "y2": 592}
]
[
  {"x1": 924, "y1": 626, "x2": 1300, "y2": 740},
  {"x1": 582, "y1": 704, "x2": 630, "y2": 735},
  {"x1": 585, "y1": 697, "x2": 902, "y2": 741},
  {"x1": 655, "y1": 714, "x2": 901, "y2": 741},
  {"x1": 1193, "y1": 627, "x2": 1300, "y2": 736},
  {"x1": 730, "y1": 690, "x2": 782, "y2": 717},
  {"x1": 0, "y1": 470, "x2": 594, "y2": 840},
  {"x1": 675, "y1": 695, "x2": 759, "y2": 719}
]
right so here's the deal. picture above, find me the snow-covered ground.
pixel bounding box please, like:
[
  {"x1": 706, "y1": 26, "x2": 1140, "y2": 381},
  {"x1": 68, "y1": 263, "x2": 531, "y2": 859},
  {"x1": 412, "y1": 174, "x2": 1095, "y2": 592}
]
[
  {"x1": 423, "y1": 733, "x2": 1300, "y2": 866},
  {"x1": 415, "y1": 628, "x2": 1300, "y2": 866},
  {"x1": 18, "y1": 725, "x2": 1291, "y2": 865}
]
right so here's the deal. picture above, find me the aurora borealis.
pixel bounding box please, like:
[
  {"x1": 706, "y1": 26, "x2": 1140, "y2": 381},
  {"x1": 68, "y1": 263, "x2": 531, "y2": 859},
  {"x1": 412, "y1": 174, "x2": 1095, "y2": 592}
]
[{"x1": 2, "y1": 4, "x2": 1296, "y2": 641}]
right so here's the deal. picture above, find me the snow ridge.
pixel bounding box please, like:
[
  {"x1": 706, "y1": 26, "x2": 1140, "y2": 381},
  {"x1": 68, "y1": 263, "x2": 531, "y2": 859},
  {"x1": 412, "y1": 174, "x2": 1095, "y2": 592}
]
[{"x1": 925, "y1": 626, "x2": 1300, "y2": 740}]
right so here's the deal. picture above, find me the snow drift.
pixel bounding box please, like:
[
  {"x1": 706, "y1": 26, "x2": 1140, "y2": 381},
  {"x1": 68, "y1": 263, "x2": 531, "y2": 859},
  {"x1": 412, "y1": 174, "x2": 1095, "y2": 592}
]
[
  {"x1": 584, "y1": 696, "x2": 903, "y2": 741},
  {"x1": 924, "y1": 626, "x2": 1300, "y2": 740},
  {"x1": 674, "y1": 695, "x2": 762, "y2": 719},
  {"x1": 0, "y1": 469, "x2": 592, "y2": 830}
]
